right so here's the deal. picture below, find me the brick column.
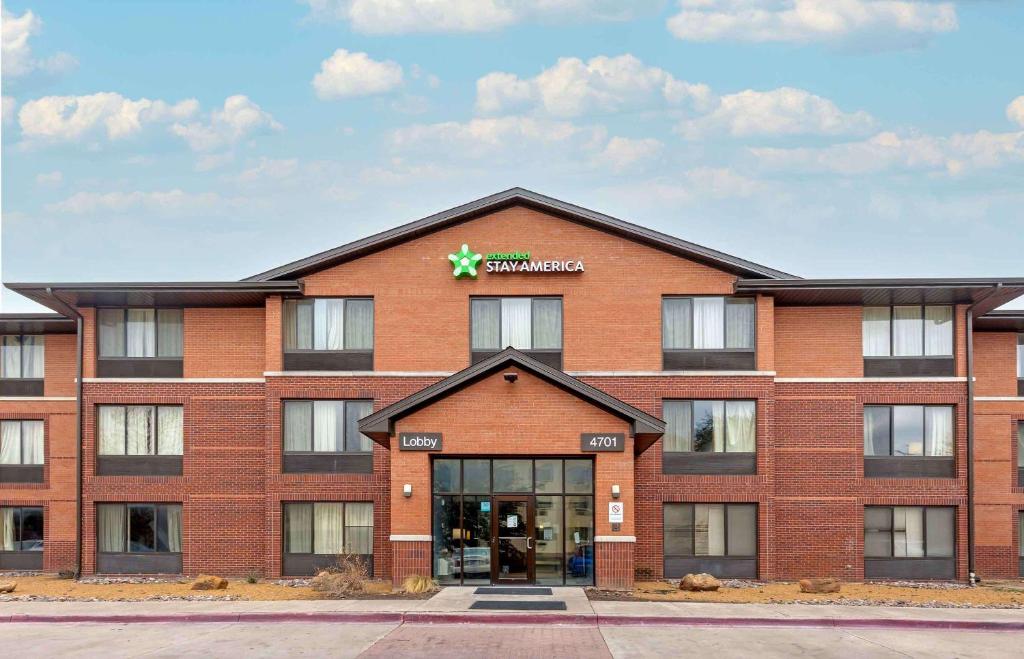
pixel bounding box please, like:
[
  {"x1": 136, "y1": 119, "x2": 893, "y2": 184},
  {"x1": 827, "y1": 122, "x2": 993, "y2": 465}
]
[
  {"x1": 595, "y1": 537, "x2": 634, "y2": 590},
  {"x1": 391, "y1": 536, "x2": 432, "y2": 587}
]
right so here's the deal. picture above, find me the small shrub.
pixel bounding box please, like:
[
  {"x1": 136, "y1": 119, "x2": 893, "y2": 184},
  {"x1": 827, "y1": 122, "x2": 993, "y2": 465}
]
[
  {"x1": 57, "y1": 570, "x2": 76, "y2": 580},
  {"x1": 245, "y1": 571, "x2": 260, "y2": 585},
  {"x1": 401, "y1": 574, "x2": 438, "y2": 594},
  {"x1": 310, "y1": 555, "x2": 368, "y2": 597}
]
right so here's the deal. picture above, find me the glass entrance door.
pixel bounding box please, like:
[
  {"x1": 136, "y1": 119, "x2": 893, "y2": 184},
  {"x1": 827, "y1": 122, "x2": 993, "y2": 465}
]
[{"x1": 493, "y1": 497, "x2": 533, "y2": 583}]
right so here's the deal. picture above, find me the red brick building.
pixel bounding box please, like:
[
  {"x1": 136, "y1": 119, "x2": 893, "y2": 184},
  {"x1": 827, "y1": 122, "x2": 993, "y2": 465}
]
[{"x1": 2, "y1": 188, "x2": 1023, "y2": 587}]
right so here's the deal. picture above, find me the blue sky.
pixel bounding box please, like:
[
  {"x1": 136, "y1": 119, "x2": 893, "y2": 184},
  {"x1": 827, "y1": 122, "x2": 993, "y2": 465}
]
[{"x1": 2, "y1": 0, "x2": 1022, "y2": 312}]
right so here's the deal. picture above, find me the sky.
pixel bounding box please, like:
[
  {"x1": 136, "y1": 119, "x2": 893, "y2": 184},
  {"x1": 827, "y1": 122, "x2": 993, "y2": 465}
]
[{"x1": 1, "y1": 0, "x2": 1022, "y2": 312}]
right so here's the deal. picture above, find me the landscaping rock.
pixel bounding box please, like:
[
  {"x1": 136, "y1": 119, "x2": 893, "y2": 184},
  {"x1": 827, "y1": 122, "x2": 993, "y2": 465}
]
[
  {"x1": 0, "y1": 582, "x2": 16, "y2": 594},
  {"x1": 190, "y1": 575, "x2": 228, "y2": 590},
  {"x1": 800, "y1": 578, "x2": 841, "y2": 594},
  {"x1": 680, "y1": 573, "x2": 721, "y2": 592}
]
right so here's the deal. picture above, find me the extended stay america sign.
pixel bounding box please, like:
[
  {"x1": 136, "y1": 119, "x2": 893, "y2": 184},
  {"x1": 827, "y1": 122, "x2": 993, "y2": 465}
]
[{"x1": 449, "y1": 244, "x2": 585, "y2": 279}]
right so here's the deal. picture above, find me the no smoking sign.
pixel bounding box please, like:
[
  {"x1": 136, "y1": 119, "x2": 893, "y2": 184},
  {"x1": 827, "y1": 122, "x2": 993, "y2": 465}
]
[{"x1": 608, "y1": 502, "x2": 624, "y2": 523}]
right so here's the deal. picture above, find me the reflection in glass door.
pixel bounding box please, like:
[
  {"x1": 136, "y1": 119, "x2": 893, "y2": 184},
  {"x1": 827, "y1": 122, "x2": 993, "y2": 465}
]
[{"x1": 494, "y1": 497, "x2": 532, "y2": 582}]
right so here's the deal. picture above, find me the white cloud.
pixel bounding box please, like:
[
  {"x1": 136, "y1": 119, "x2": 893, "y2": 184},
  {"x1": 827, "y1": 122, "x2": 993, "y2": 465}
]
[
  {"x1": 476, "y1": 54, "x2": 714, "y2": 118},
  {"x1": 667, "y1": 0, "x2": 958, "y2": 48},
  {"x1": 195, "y1": 152, "x2": 235, "y2": 172},
  {"x1": 45, "y1": 189, "x2": 242, "y2": 215},
  {"x1": 35, "y1": 170, "x2": 62, "y2": 186},
  {"x1": 312, "y1": 49, "x2": 404, "y2": 100},
  {"x1": 677, "y1": 87, "x2": 875, "y2": 138},
  {"x1": 591, "y1": 136, "x2": 664, "y2": 173},
  {"x1": 233, "y1": 157, "x2": 300, "y2": 184},
  {"x1": 751, "y1": 129, "x2": 1024, "y2": 176},
  {"x1": 170, "y1": 95, "x2": 281, "y2": 151},
  {"x1": 2, "y1": 95, "x2": 15, "y2": 124},
  {"x1": 1007, "y1": 96, "x2": 1024, "y2": 129},
  {"x1": 18, "y1": 92, "x2": 199, "y2": 141},
  {"x1": 302, "y1": 0, "x2": 661, "y2": 34},
  {"x1": 2, "y1": 3, "x2": 77, "y2": 78}
]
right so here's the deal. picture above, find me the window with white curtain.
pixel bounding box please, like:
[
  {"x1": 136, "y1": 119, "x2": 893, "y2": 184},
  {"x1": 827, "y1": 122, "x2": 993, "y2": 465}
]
[
  {"x1": 470, "y1": 297, "x2": 562, "y2": 351},
  {"x1": 663, "y1": 297, "x2": 755, "y2": 350},
  {"x1": 0, "y1": 335, "x2": 44, "y2": 379},
  {"x1": 0, "y1": 506, "x2": 43, "y2": 551},
  {"x1": 864, "y1": 506, "x2": 954, "y2": 558},
  {"x1": 97, "y1": 405, "x2": 183, "y2": 456},
  {"x1": 283, "y1": 502, "x2": 373, "y2": 555},
  {"x1": 282, "y1": 298, "x2": 374, "y2": 351},
  {"x1": 664, "y1": 503, "x2": 756, "y2": 557},
  {"x1": 283, "y1": 400, "x2": 373, "y2": 453},
  {"x1": 862, "y1": 306, "x2": 953, "y2": 357},
  {"x1": 662, "y1": 400, "x2": 756, "y2": 453},
  {"x1": 98, "y1": 309, "x2": 183, "y2": 358},
  {"x1": 97, "y1": 503, "x2": 182, "y2": 553},
  {"x1": 1017, "y1": 334, "x2": 1023, "y2": 378},
  {"x1": 0, "y1": 420, "x2": 44, "y2": 465},
  {"x1": 863, "y1": 405, "x2": 953, "y2": 457}
]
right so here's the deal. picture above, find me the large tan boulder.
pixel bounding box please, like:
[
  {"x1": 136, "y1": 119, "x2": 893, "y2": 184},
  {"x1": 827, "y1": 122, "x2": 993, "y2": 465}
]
[
  {"x1": 0, "y1": 581, "x2": 15, "y2": 594},
  {"x1": 680, "y1": 573, "x2": 721, "y2": 592},
  {"x1": 190, "y1": 575, "x2": 228, "y2": 590},
  {"x1": 799, "y1": 578, "x2": 841, "y2": 594}
]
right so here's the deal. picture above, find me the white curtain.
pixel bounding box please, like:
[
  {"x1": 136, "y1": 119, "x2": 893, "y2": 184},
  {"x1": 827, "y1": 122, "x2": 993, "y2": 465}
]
[
  {"x1": 98, "y1": 309, "x2": 125, "y2": 357},
  {"x1": 923, "y1": 306, "x2": 953, "y2": 356},
  {"x1": 0, "y1": 508, "x2": 13, "y2": 551},
  {"x1": 313, "y1": 401, "x2": 341, "y2": 452},
  {"x1": 532, "y1": 299, "x2": 562, "y2": 349},
  {"x1": 166, "y1": 505, "x2": 182, "y2": 552},
  {"x1": 0, "y1": 421, "x2": 20, "y2": 464},
  {"x1": 22, "y1": 336, "x2": 44, "y2": 379},
  {"x1": 314, "y1": 503, "x2": 344, "y2": 554},
  {"x1": 284, "y1": 401, "x2": 312, "y2": 451},
  {"x1": 695, "y1": 504, "x2": 726, "y2": 556},
  {"x1": 725, "y1": 299, "x2": 755, "y2": 349},
  {"x1": 98, "y1": 504, "x2": 126, "y2": 553},
  {"x1": 158, "y1": 407, "x2": 184, "y2": 455},
  {"x1": 471, "y1": 300, "x2": 501, "y2": 350},
  {"x1": 314, "y1": 299, "x2": 345, "y2": 350},
  {"x1": 892, "y1": 306, "x2": 923, "y2": 357},
  {"x1": 693, "y1": 297, "x2": 725, "y2": 349},
  {"x1": 344, "y1": 299, "x2": 374, "y2": 350},
  {"x1": 126, "y1": 309, "x2": 156, "y2": 358},
  {"x1": 98, "y1": 407, "x2": 126, "y2": 455},
  {"x1": 126, "y1": 406, "x2": 155, "y2": 455},
  {"x1": 924, "y1": 407, "x2": 953, "y2": 457},
  {"x1": 894, "y1": 507, "x2": 925, "y2": 557},
  {"x1": 1, "y1": 335, "x2": 21, "y2": 378},
  {"x1": 501, "y1": 298, "x2": 532, "y2": 349},
  {"x1": 344, "y1": 503, "x2": 374, "y2": 555},
  {"x1": 286, "y1": 504, "x2": 312, "y2": 553},
  {"x1": 662, "y1": 298, "x2": 693, "y2": 349},
  {"x1": 725, "y1": 401, "x2": 756, "y2": 452},
  {"x1": 22, "y1": 421, "x2": 44, "y2": 465},
  {"x1": 1018, "y1": 337, "x2": 1024, "y2": 378},
  {"x1": 345, "y1": 401, "x2": 374, "y2": 452},
  {"x1": 157, "y1": 310, "x2": 183, "y2": 358},
  {"x1": 862, "y1": 307, "x2": 891, "y2": 357},
  {"x1": 662, "y1": 401, "x2": 692, "y2": 452}
]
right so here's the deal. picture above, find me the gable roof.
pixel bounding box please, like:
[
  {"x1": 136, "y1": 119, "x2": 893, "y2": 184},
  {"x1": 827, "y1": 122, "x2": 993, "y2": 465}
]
[
  {"x1": 245, "y1": 187, "x2": 796, "y2": 281},
  {"x1": 358, "y1": 347, "x2": 666, "y2": 454}
]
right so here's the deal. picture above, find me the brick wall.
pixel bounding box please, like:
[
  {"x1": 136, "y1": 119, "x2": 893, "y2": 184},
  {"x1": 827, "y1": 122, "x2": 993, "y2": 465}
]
[
  {"x1": 973, "y1": 397, "x2": 1024, "y2": 578},
  {"x1": 974, "y1": 332, "x2": 1018, "y2": 398},
  {"x1": 774, "y1": 306, "x2": 862, "y2": 378},
  {"x1": 184, "y1": 307, "x2": 265, "y2": 377}
]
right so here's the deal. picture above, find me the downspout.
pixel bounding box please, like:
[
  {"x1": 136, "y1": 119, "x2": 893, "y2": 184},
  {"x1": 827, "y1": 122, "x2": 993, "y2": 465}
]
[{"x1": 46, "y1": 288, "x2": 84, "y2": 579}]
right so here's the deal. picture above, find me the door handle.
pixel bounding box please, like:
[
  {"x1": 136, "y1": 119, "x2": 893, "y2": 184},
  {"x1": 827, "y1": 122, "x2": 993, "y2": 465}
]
[{"x1": 527, "y1": 537, "x2": 533, "y2": 550}]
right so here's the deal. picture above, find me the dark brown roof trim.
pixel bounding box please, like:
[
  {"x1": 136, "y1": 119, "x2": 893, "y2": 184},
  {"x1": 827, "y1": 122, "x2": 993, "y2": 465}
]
[
  {"x1": 359, "y1": 347, "x2": 666, "y2": 453},
  {"x1": 245, "y1": 187, "x2": 795, "y2": 281},
  {"x1": 975, "y1": 309, "x2": 1024, "y2": 332},
  {"x1": 0, "y1": 313, "x2": 77, "y2": 335}
]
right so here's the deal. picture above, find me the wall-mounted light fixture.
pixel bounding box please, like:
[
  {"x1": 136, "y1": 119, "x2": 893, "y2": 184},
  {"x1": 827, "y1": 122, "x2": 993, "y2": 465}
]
[
  {"x1": 503, "y1": 372, "x2": 519, "y2": 383},
  {"x1": 403, "y1": 484, "x2": 412, "y2": 498},
  {"x1": 611, "y1": 484, "x2": 620, "y2": 499}
]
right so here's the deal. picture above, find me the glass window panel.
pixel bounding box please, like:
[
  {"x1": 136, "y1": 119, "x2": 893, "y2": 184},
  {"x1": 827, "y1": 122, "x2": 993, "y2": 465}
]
[
  {"x1": 726, "y1": 504, "x2": 757, "y2": 557},
  {"x1": 156, "y1": 310, "x2": 183, "y2": 357},
  {"x1": 893, "y1": 507, "x2": 925, "y2": 558},
  {"x1": 862, "y1": 307, "x2": 891, "y2": 357},
  {"x1": 564, "y1": 459, "x2": 593, "y2": 494},
  {"x1": 925, "y1": 507, "x2": 955, "y2": 558},
  {"x1": 471, "y1": 299, "x2": 501, "y2": 351},
  {"x1": 693, "y1": 401, "x2": 725, "y2": 453},
  {"x1": 126, "y1": 406, "x2": 156, "y2": 455},
  {"x1": 693, "y1": 297, "x2": 725, "y2": 349},
  {"x1": 282, "y1": 300, "x2": 299, "y2": 350},
  {"x1": 293, "y1": 300, "x2": 314, "y2": 350},
  {"x1": 923, "y1": 306, "x2": 953, "y2": 356},
  {"x1": 98, "y1": 310, "x2": 126, "y2": 358},
  {"x1": 22, "y1": 336, "x2": 44, "y2": 378},
  {"x1": 433, "y1": 495, "x2": 460, "y2": 584},
  {"x1": 460, "y1": 495, "x2": 492, "y2": 584},
  {"x1": 344, "y1": 401, "x2": 374, "y2": 452},
  {"x1": 19, "y1": 507, "x2": 44, "y2": 551},
  {"x1": 1017, "y1": 335, "x2": 1023, "y2": 378},
  {"x1": 532, "y1": 299, "x2": 562, "y2": 349},
  {"x1": 462, "y1": 459, "x2": 490, "y2": 494},
  {"x1": 725, "y1": 401, "x2": 756, "y2": 452},
  {"x1": 97, "y1": 504, "x2": 126, "y2": 553},
  {"x1": 725, "y1": 298, "x2": 755, "y2": 349},
  {"x1": 565, "y1": 495, "x2": 594, "y2": 585},
  {"x1": 663, "y1": 504, "x2": 692, "y2": 556},
  {"x1": 0, "y1": 508, "x2": 13, "y2": 551},
  {"x1": 535, "y1": 459, "x2": 563, "y2": 494},
  {"x1": 892, "y1": 406, "x2": 924, "y2": 457},
  {"x1": 493, "y1": 459, "x2": 532, "y2": 492},
  {"x1": 0, "y1": 421, "x2": 20, "y2": 464},
  {"x1": 128, "y1": 505, "x2": 156, "y2": 552},
  {"x1": 1, "y1": 335, "x2": 21, "y2": 378},
  {"x1": 126, "y1": 309, "x2": 156, "y2": 358},
  {"x1": 694, "y1": 504, "x2": 726, "y2": 556},
  {"x1": 863, "y1": 407, "x2": 892, "y2": 456},
  {"x1": 892, "y1": 306, "x2": 923, "y2": 357},
  {"x1": 344, "y1": 299, "x2": 374, "y2": 350},
  {"x1": 313, "y1": 401, "x2": 343, "y2": 452},
  {"x1": 1018, "y1": 424, "x2": 1023, "y2": 469},
  {"x1": 157, "y1": 407, "x2": 184, "y2": 456},
  {"x1": 285, "y1": 503, "x2": 312, "y2": 553},
  {"x1": 98, "y1": 406, "x2": 127, "y2": 456},
  {"x1": 864, "y1": 507, "x2": 892, "y2": 557},
  {"x1": 21, "y1": 421, "x2": 44, "y2": 465},
  {"x1": 662, "y1": 401, "x2": 692, "y2": 453},
  {"x1": 500, "y1": 298, "x2": 532, "y2": 349},
  {"x1": 314, "y1": 299, "x2": 345, "y2": 351},
  {"x1": 433, "y1": 459, "x2": 461, "y2": 493},
  {"x1": 313, "y1": 503, "x2": 344, "y2": 554},
  {"x1": 344, "y1": 503, "x2": 374, "y2": 555},
  {"x1": 924, "y1": 407, "x2": 953, "y2": 457},
  {"x1": 165, "y1": 505, "x2": 182, "y2": 553},
  {"x1": 662, "y1": 298, "x2": 693, "y2": 349},
  {"x1": 283, "y1": 401, "x2": 312, "y2": 452},
  {"x1": 535, "y1": 495, "x2": 563, "y2": 585}
]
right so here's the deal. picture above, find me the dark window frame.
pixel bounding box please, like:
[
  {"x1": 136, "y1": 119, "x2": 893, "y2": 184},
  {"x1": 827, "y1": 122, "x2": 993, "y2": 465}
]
[
  {"x1": 281, "y1": 501, "x2": 374, "y2": 556},
  {"x1": 96, "y1": 502, "x2": 182, "y2": 555},
  {"x1": 96, "y1": 307, "x2": 184, "y2": 360},
  {"x1": 661, "y1": 295, "x2": 757, "y2": 353},
  {"x1": 468, "y1": 296, "x2": 564, "y2": 358},
  {"x1": 95, "y1": 404, "x2": 184, "y2": 457},
  {"x1": 0, "y1": 334, "x2": 45, "y2": 380},
  {"x1": 862, "y1": 305, "x2": 955, "y2": 359},
  {"x1": 0, "y1": 505, "x2": 44, "y2": 552},
  {"x1": 662, "y1": 399, "x2": 758, "y2": 455},
  {"x1": 0, "y1": 419, "x2": 45, "y2": 466},
  {"x1": 281, "y1": 399, "x2": 375, "y2": 455},
  {"x1": 864, "y1": 505, "x2": 955, "y2": 559},
  {"x1": 863, "y1": 405, "x2": 955, "y2": 458},
  {"x1": 281, "y1": 296, "x2": 375, "y2": 354},
  {"x1": 663, "y1": 502, "x2": 758, "y2": 558}
]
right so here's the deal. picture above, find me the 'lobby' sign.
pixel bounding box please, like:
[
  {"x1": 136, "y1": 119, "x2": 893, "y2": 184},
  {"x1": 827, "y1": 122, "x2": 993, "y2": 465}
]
[
  {"x1": 580, "y1": 433, "x2": 625, "y2": 452},
  {"x1": 398, "y1": 433, "x2": 443, "y2": 451}
]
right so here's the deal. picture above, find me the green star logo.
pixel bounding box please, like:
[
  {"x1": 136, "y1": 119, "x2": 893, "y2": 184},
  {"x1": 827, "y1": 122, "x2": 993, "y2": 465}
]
[{"x1": 448, "y1": 243, "x2": 483, "y2": 279}]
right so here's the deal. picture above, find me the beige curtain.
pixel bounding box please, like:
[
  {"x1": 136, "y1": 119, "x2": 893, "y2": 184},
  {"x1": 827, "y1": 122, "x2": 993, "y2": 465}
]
[
  {"x1": 0, "y1": 508, "x2": 13, "y2": 551},
  {"x1": 501, "y1": 298, "x2": 532, "y2": 349},
  {"x1": 923, "y1": 306, "x2": 953, "y2": 356},
  {"x1": 126, "y1": 309, "x2": 156, "y2": 358},
  {"x1": 22, "y1": 421, "x2": 44, "y2": 465},
  {"x1": 313, "y1": 503, "x2": 344, "y2": 554},
  {"x1": 862, "y1": 307, "x2": 891, "y2": 357},
  {"x1": 166, "y1": 505, "x2": 182, "y2": 552},
  {"x1": 344, "y1": 503, "x2": 373, "y2": 555},
  {"x1": 344, "y1": 299, "x2": 374, "y2": 350},
  {"x1": 22, "y1": 336, "x2": 44, "y2": 379},
  {"x1": 98, "y1": 504, "x2": 126, "y2": 552},
  {"x1": 156, "y1": 310, "x2": 183, "y2": 358},
  {"x1": 694, "y1": 504, "x2": 726, "y2": 556},
  {"x1": 158, "y1": 407, "x2": 184, "y2": 455},
  {"x1": 662, "y1": 401, "x2": 692, "y2": 452},
  {"x1": 0, "y1": 421, "x2": 20, "y2": 464},
  {"x1": 98, "y1": 407, "x2": 126, "y2": 455},
  {"x1": 924, "y1": 407, "x2": 953, "y2": 457},
  {"x1": 694, "y1": 297, "x2": 725, "y2": 349},
  {"x1": 126, "y1": 406, "x2": 155, "y2": 455},
  {"x1": 284, "y1": 402, "x2": 312, "y2": 452},
  {"x1": 1, "y1": 335, "x2": 21, "y2": 377},
  {"x1": 725, "y1": 401, "x2": 756, "y2": 452},
  {"x1": 313, "y1": 401, "x2": 341, "y2": 452},
  {"x1": 286, "y1": 504, "x2": 312, "y2": 553}
]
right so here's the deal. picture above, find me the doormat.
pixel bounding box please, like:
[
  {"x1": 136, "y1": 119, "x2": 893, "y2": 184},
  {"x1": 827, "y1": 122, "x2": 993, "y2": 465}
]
[
  {"x1": 470, "y1": 601, "x2": 567, "y2": 611},
  {"x1": 474, "y1": 587, "x2": 554, "y2": 596}
]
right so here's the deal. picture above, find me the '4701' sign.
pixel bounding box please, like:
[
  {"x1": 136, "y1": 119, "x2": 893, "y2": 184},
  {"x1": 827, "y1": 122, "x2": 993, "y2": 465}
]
[{"x1": 580, "y1": 433, "x2": 625, "y2": 452}]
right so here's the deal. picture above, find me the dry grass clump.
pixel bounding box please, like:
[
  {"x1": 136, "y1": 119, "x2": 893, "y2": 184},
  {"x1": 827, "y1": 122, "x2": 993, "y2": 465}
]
[
  {"x1": 401, "y1": 574, "x2": 438, "y2": 594},
  {"x1": 310, "y1": 555, "x2": 370, "y2": 597}
]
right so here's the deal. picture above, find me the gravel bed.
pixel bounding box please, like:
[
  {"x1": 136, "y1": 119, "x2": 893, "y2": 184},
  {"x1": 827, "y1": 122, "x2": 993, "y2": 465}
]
[
  {"x1": 268, "y1": 579, "x2": 312, "y2": 588},
  {"x1": 78, "y1": 576, "x2": 189, "y2": 585},
  {"x1": 0, "y1": 594, "x2": 240, "y2": 602},
  {"x1": 773, "y1": 598, "x2": 1022, "y2": 609}
]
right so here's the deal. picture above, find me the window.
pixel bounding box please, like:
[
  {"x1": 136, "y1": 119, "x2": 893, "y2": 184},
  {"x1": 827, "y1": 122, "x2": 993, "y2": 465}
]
[
  {"x1": 284, "y1": 502, "x2": 373, "y2": 555},
  {"x1": 663, "y1": 400, "x2": 756, "y2": 453},
  {"x1": 97, "y1": 503, "x2": 182, "y2": 553},
  {"x1": 283, "y1": 400, "x2": 373, "y2": 453},
  {"x1": 282, "y1": 298, "x2": 374, "y2": 351},
  {"x1": 470, "y1": 297, "x2": 562, "y2": 352},
  {"x1": 664, "y1": 503, "x2": 757, "y2": 557},
  {"x1": 0, "y1": 335, "x2": 44, "y2": 379},
  {"x1": 98, "y1": 309, "x2": 183, "y2": 358},
  {"x1": 97, "y1": 406, "x2": 183, "y2": 456},
  {"x1": 863, "y1": 306, "x2": 953, "y2": 357},
  {"x1": 663, "y1": 297, "x2": 754, "y2": 350},
  {"x1": 863, "y1": 406, "x2": 953, "y2": 457},
  {"x1": 864, "y1": 506, "x2": 954, "y2": 558},
  {"x1": 0, "y1": 420, "x2": 44, "y2": 465},
  {"x1": 1017, "y1": 423, "x2": 1023, "y2": 485},
  {"x1": 0, "y1": 507, "x2": 43, "y2": 551},
  {"x1": 1017, "y1": 334, "x2": 1023, "y2": 378}
]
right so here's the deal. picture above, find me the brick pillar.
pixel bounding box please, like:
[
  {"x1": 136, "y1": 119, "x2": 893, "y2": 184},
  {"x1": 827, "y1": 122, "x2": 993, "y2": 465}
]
[
  {"x1": 595, "y1": 537, "x2": 634, "y2": 590},
  {"x1": 391, "y1": 536, "x2": 432, "y2": 587}
]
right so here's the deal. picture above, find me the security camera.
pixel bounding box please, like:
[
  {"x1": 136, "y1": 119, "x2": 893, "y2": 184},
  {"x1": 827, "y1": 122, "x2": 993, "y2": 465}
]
[{"x1": 503, "y1": 372, "x2": 518, "y2": 383}]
